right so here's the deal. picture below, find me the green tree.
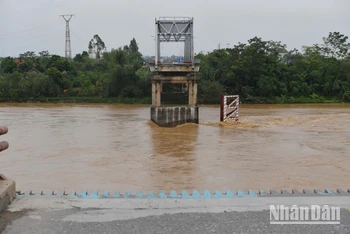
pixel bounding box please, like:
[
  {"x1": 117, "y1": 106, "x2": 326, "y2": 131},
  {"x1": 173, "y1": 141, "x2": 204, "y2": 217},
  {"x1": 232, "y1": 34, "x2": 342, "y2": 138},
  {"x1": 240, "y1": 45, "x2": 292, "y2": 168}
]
[
  {"x1": 129, "y1": 38, "x2": 139, "y2": 54},
  {"x1": 19, "y1": 51, "x2": 37, "y2": 62},
  {"x1": 321, "y1": 32, "x2": 350, "y2": 59},
  {"x1": 45, "y1": 67, "x2": 65, "y2": 90},
  {"x1": 0, "y1": 57, "x2": 17, "y2": 73},
  {"x1": 18, "y1": 61, "x2": 34, "y2": 73},
  {"x1": 88, "y1": 34, "x2": 106, "y2": 59}
]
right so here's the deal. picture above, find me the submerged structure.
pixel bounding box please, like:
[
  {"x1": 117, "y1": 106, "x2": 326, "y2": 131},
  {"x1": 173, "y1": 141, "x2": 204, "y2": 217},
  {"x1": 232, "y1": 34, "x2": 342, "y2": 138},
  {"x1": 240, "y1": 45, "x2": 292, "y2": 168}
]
[{"x1": 149, "y1": 17, "x2": 200, "y2": 127}]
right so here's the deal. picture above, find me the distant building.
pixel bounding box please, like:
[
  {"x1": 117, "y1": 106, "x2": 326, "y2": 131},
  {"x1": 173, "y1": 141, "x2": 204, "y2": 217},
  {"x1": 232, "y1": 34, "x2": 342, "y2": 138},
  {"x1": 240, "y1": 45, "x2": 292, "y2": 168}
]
[
  {"x1": 14, "y1": 59, "x2": 37, "y2": 67},
  {"x1": 277, "y1": 48, "x2": 290, "y2": 64},
  {"x1": 27, "y1": 68, "x2": 41, "y2": 73},
  {"x1": 278, "y1": 48, "x2": 288, "y2": 58},
  {"x1": 14, "y1": 59, "x2": 25, "y2": 67}
]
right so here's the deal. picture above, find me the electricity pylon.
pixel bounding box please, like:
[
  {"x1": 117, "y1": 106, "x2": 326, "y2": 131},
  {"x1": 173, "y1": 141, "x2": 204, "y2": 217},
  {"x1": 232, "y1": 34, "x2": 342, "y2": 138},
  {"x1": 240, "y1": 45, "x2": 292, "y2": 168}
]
[{"x1": 61, "y1": 14, "x2": 74, "y2": 59}]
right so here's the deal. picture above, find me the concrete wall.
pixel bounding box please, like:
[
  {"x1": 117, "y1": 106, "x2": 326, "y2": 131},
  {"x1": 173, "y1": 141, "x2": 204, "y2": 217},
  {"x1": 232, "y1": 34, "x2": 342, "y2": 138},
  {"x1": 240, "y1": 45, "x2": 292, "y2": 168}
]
[
  {"x1": 151, "y1": 106, "x2": 199, "y2": 127},
  {"x1": 0, "y1": 179, "x2": 16, "y2": 213}
]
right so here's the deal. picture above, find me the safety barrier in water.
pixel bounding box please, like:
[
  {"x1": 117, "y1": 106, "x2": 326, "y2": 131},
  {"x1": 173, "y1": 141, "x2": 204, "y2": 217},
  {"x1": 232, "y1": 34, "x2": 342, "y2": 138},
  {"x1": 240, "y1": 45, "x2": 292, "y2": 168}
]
[
  {"x1": 220, "y1": 95, "x2": 239, "y2": 122},
  {"x1": 15, "y1": 188, "x2": 350, "y2": 199}
]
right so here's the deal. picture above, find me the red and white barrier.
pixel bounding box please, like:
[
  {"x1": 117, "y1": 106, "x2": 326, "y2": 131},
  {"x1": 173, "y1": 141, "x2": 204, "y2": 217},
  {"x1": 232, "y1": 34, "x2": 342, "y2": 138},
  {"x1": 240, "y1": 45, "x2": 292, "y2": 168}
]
[{"x1": 220, "y1": 95, "x2": 239, "y2": 123}]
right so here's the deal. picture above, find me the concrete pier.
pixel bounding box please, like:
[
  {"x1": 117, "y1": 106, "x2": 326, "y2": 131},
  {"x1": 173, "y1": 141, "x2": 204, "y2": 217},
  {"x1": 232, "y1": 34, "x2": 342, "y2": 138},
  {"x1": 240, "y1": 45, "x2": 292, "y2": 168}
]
[
  {"x1": 151, "y1": 106, "x2": 199, "y2": 127},
  {"x1": 149, "y1": 17, "x2": 200, "y2": 127}
]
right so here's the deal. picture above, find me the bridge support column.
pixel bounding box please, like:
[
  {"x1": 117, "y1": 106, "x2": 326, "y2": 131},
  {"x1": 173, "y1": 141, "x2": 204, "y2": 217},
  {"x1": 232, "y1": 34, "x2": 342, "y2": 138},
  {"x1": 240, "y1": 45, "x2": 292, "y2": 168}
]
[
  {"x1": 152, "y1": 82, "x2": 162, "y2": 107},
  {"x1": 188, "y1": 81, "x2": 197, "y2": 106}
]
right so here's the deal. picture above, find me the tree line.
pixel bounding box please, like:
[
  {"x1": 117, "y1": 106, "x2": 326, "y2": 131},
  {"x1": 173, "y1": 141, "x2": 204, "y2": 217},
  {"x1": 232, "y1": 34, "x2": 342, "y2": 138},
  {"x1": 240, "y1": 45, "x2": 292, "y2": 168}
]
[{"x1": 0, "y1": 32, "x2": 349, "y2": 104}]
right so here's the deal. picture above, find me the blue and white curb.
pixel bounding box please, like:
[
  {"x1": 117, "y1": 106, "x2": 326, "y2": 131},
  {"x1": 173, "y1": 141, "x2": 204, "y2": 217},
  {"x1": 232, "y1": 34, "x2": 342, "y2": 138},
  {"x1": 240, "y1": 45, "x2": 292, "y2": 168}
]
[
  {"x1": 15, "y1": 188, "x2": 350, "y2": 199},
  {"x1": 15, "y1": 189, "x2": 257, "y2": 199}
]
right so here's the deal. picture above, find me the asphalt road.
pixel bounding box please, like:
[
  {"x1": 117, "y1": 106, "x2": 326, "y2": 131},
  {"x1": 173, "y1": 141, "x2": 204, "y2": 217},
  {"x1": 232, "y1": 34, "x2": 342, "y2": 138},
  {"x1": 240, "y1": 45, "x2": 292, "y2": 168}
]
[
  {"x1": 2, "y1": 197, "x2": 350, "y2": 234},
  {"x1": 3, "y1": 208, "x2": 350, "y2": 234}
]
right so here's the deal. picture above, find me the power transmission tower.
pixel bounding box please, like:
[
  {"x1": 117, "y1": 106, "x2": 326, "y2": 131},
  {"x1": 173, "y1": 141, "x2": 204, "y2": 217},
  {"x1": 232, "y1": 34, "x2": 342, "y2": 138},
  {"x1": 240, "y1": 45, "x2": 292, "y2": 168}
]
[{"x1": 60, "y1": 14, "x2": 74, "y2": 59}]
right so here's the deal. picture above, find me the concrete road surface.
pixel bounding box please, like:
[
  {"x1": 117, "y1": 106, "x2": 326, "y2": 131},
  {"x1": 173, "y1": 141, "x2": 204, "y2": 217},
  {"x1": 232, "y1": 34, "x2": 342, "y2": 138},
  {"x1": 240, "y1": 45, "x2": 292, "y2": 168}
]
[{"x1": 2, "y1": 197, "x2": 350, "y2": 234}]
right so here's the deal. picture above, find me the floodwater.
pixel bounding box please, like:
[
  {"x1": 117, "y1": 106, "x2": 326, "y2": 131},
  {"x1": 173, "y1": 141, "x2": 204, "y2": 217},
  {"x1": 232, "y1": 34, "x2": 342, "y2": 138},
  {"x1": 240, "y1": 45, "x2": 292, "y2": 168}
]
[{"x1": 0, "y1": 103, "x2": 350, "y2": 193}]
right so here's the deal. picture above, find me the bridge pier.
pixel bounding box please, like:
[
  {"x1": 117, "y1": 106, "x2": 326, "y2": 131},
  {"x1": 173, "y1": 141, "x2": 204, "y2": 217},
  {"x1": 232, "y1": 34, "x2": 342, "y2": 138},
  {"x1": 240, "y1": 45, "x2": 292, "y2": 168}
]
[
  {"x1": 188, "y1": 81, "x2": 198, "y2": 106},
  {"x1": 149, "y1": 72, "x2": 200, "y2": 127},
  {"x1": 149, "y1": 17, "x2": 200, "y2": 127},
  {"x1": 151, "y1": 82, "x2": 162, "y2": 107},
  {"x1": 150, "y1": 106, "x2": 199, "y2": 127}
]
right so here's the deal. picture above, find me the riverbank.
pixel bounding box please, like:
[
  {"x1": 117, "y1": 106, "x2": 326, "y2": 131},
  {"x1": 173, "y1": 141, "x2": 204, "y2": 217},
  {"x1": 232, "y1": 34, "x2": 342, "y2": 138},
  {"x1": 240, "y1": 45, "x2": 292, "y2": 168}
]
[
  {"x1": 241, "y1": 94, "x2": 344, "y2": 104},
  {"x1": 0, "y1": 95, "x2": 345, "y2": 104},
  {"x1": 0, "y1": 97, "x2": 152, "y2": 104}
]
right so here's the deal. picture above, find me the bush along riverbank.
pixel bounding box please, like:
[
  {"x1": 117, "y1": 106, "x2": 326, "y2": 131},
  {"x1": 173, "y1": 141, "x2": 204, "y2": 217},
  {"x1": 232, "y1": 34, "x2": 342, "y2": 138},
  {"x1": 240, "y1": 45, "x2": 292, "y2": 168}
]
[
  {"x1": 0, "y1": 94, "x2": 344, "y2": 105},
  {"x1": 0, "y1": 32, "x2": 349, "y2": 104},
  {"x1": 0, "y1": 96, "x2": 152, "y2": 104}
]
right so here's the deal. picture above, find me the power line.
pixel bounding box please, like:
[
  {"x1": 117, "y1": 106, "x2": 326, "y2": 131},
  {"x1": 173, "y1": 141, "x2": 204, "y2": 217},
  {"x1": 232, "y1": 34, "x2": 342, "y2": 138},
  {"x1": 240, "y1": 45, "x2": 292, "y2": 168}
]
[
  {"x1": 0, "y1": 24, "x2": 53, "y2": 36},
  {"x1": 70, "y1": 29, "x2": 88, "y2": 45},
  {"x1": 0, "y1": 30, "x2": 61, "y2": 40}
]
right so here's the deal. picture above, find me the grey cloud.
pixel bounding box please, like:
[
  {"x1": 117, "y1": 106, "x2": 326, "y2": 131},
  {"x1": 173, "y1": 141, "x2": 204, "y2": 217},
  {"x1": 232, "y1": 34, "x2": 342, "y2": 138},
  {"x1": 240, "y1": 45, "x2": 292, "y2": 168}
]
[{"x1": 0, "y1": 0, "x2": 349, "y2": 57}]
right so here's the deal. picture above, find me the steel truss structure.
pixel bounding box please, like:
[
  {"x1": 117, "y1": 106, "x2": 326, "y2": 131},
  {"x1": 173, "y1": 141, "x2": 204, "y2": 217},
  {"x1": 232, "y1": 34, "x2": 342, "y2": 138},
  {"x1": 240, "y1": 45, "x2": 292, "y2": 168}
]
[{"x1": 155, "y1": 17, "x2": 194, "y2": 66}]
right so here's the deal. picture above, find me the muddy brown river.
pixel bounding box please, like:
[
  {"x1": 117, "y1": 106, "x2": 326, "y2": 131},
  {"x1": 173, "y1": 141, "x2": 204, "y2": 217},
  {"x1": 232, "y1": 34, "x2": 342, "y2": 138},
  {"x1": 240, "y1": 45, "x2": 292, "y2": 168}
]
[{"x1": 0, "y1": 103, "x2": 349, "y2": 193}]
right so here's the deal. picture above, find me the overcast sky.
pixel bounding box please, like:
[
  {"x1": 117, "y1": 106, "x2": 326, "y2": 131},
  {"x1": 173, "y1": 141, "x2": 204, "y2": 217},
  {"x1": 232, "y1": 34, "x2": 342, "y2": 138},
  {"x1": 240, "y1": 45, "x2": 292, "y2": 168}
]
[{"x1": 0, "y1": 0, "x2": 349, "y2": 58}]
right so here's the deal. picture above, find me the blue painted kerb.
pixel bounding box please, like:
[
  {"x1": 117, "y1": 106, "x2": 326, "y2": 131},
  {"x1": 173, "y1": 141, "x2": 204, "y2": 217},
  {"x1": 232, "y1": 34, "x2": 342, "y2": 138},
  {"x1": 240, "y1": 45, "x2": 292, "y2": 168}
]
[
  {"x1": 15, "y1": 188, "x2": 346, "y2": 199},
  {"x1": 16, "y1": 189, "x2": 258, "y2": 199}
]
